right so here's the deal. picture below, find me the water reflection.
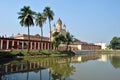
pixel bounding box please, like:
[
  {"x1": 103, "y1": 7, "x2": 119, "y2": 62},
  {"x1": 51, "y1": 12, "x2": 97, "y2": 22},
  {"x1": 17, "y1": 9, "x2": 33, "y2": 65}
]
[
  {"x1": 109, "y1": 54, "x2": 120, "y2": 69},
  {"x1": 0, "y1": 54, "x2": 120, "y2": 80},
  {"x1": 98, "y1": 54, "x2": 120, "y2": 69},
  {"x1": 50, "y1": 63, "x2": 75, "y2": 80}
]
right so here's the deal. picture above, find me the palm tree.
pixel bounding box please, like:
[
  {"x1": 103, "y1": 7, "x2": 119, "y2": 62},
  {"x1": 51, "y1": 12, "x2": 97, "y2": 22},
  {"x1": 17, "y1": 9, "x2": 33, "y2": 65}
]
[
  {"x1": 18, "y1": 6, "x2": 35, "y2": 53},
  {"x1": 43, "y1": 7, "x2": 54, "y2": 50},
  {"x1": 52, "y1": 32, "x2": 60, "y2": 50},
  {"x1": 52, "y1": 32, "x2": 65, "y2": 50},
  {"x1": 65, "y1": 32, "x2": 74, "y2": 51},
  {"x1": 35, "y1": 13, "x2": 46, "y2": 41}
]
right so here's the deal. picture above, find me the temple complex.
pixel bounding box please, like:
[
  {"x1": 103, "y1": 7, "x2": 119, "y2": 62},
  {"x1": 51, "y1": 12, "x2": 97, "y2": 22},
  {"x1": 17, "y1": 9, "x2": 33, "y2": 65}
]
[{"x1": 0, "y1": 18, "x2": 101, "y2": 51}]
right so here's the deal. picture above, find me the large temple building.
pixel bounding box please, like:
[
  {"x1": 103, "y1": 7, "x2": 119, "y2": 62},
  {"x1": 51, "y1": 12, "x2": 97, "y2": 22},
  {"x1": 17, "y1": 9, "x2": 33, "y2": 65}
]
[{"x1": 51, "y1": 18, "x2": 66, "y2": 41}]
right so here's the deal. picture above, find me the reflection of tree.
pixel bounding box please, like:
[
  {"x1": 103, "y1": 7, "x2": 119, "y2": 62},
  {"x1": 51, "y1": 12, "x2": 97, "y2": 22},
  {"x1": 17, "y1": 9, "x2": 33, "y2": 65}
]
[
  {"x1": 110, "y1": 56, "x2": 120, "y2": 69},
  {"x1": 40, "y1": 70, "x2": 42, "y2": 80},
  {"x1": 50, "y1": 63, "x2": 75, "y2": 80},
  {"x1": 0, "y1": 75, "x2": 1, "y2": 80}
]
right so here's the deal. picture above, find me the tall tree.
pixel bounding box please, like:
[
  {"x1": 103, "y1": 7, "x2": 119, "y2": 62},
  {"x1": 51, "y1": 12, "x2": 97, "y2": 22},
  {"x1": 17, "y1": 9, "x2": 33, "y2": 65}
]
[
  {"x1": 52, "y1": 32, "x2": 61, "y2": 50},
  {"x1": 65, "y1": 32, "x2": 74, "y2": 50},
  {"x1": 52, "y1": 32, "x2": 66, "y2": 50},
  {"x1": 35, "y1": 13, "x2": 46, "y2": 41},
  {"x1": 18, "y1": 6, "x2": 35, "y2": 53},
  {"x1": 43, "y1": 7, "x2": 54, "y2": 50},
  {"x1": 109, "y1": 37, "x2": 120, "y2": 50}
]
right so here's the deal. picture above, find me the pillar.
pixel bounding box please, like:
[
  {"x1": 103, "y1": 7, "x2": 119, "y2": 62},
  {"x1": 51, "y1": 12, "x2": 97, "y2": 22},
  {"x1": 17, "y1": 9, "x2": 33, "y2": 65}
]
[
  {"x1": 12, "y1": 40, "x2": 14, "y2": 48},
  {"x1": 22, "y1": 41, "x2": 24, "y2": 49},
  {"x1": 0, "y1": 40, "x2": 3, "y2": 49},
  {"x1": 41, "y1": 42, "x2": 43, "y2": 50},
  {"x1": 29, "y1": 62, "x2": 32, "y2": 69},
  {"x1": 11, "y1": 64, "x2": 13, "y2": 72},
  {"x1": 17, "y1": 41, "x2": 19, "y2": 49},
  {"x1": 6, "y1": 40, "x2": 9, "y2": 49}
]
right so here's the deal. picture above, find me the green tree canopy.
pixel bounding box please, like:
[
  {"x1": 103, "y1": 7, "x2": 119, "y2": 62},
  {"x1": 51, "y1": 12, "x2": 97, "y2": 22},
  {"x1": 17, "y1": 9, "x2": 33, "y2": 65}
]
[
  {"x1": 52, "y1": 31, "x2": 74, "y2": 51},
  {"x1": 64, "y1": 32, "x2": 74, "y2": 50},
  {"x1": 109, "y1": 37, "x2": 120, "y2": 50},
  {"x1": 52, "y1": 32, "x2": 65, "y2": 50}
]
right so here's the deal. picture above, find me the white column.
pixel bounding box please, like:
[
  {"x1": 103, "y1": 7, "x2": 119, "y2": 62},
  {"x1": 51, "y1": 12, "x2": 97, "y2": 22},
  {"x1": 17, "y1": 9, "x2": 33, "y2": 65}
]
[
  {"x1": 41, "y1": 42, "x2": 43, "y2": 50},
  {"x1": 0, "y1": 40, "x2": 3, "y2": 49},
  {"x1": 17, "y1": 41, "x2": 19, "y2": 49},
  {"x1": 22, "y1": 41, "x2": 24, "y2": 49},
  {"x1": 6, "y1": 40, "x2": 9, "y2": 49},
  {"x1": 12, "y1": 40, "x2": 14, "y2": 47}
]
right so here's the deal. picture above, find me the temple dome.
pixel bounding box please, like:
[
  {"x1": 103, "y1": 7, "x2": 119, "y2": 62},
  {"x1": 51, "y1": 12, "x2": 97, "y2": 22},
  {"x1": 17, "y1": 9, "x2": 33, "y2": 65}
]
[{"x1": 57, "y1": 18, "x2": 62, "y2": 25}]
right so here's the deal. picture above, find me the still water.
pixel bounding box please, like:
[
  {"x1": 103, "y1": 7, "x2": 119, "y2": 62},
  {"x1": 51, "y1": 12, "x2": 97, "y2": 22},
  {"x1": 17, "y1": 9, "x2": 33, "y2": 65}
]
[{"x1": 0, "y1": 53, "x2": 120, "y2": 80}]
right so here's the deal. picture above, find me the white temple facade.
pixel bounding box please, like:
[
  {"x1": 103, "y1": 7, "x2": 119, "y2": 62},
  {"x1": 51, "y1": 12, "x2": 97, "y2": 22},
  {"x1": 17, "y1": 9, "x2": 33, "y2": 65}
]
[{"x1": 51, "y1": 18, "x2": 67, "y2": 41}]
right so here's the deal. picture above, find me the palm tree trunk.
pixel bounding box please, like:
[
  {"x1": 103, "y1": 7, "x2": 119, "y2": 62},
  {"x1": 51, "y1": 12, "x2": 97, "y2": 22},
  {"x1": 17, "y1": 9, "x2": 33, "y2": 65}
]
[
  {"x1": 28, "y1": 26, "x2": 30, "y2": 53},
  {"x1": 49, "y1": 20, "x2": 52, "y2": 50},
  {"x1": 39, "y1": 27, "x2": 43, "y2": 52},
  {"x1": 66, "y1": 43, "x2": 69, "y2": 51},
  {"x1": 41, "y1": 27, "x2": 43, "y2": 41}
]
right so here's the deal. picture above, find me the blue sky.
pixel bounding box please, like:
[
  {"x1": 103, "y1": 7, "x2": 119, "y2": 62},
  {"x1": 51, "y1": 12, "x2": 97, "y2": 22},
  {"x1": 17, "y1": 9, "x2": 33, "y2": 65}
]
[{"x1": 0, "y1": 0, "x2": 120, "y2": 44}]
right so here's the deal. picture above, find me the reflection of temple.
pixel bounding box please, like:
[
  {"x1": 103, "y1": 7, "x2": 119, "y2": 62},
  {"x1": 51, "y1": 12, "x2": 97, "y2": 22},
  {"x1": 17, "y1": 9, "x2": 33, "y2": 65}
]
[{"x1": 98, "y1": 54, "x2": 108, "y2": 62}]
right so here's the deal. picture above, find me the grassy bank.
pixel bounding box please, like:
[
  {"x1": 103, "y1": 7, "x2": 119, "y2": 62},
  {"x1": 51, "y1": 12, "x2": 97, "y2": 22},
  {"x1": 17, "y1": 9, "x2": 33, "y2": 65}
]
[
  {"x1": 96, "y1": 50, "x2": 120, "y2": 54},
  {"x1": 0, "y1": 50, "x2": 75, "y2": 59}
]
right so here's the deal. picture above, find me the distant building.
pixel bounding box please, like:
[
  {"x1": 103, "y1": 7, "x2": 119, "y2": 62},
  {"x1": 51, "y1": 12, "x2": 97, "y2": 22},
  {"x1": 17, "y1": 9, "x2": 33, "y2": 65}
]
[
  {"x1": 95, "y1": 42, "x2": 107, "y2": 50},
  {"x1": 58, "y1": 39, "x2": 101, "y2": 51},
  {"x1": 69, "y1": 42, "x2": 101, "y2": 51}
]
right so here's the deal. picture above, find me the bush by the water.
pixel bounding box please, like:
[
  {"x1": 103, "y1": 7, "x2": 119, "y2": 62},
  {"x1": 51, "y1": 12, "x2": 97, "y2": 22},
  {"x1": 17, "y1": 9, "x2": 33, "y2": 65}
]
[{"x1": 0, "y1": 51, "x2": 15, "y2": 58}]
